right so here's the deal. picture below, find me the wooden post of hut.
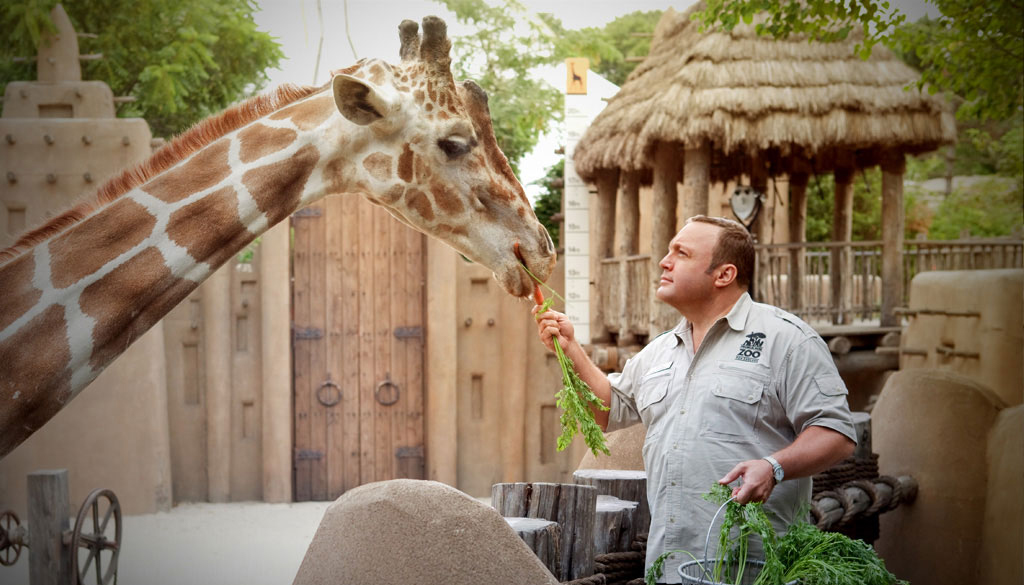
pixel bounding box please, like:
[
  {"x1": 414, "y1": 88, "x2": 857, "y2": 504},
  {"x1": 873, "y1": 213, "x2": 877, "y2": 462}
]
[
  {"x1": 617, "y1": 171, "x2": 641, "y2": 346},
  {"x1": 750, "y1": 154, "x2": 770, "y2": 302},
  {"x1": 788, "y1": 156, "x2": 812, "y2": 312},
  {"x1": 832, "y1": 165, "x2": 855, "y2": 325},
  {"x1": 681, "y1": 143, "x2": 711, "y2": 220},
  {"x1": 592, "y1": 169, "x2": 619, "y2": 342},
  {"x1": 650, "y1": 142, "x2": 681, "y2": 336},
  {"x1": 880, "y1": 151, "x2": 906, "y2": 326}
]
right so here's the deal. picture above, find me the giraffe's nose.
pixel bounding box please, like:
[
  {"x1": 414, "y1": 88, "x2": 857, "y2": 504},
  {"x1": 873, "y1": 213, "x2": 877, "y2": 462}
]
[{"x1": 539, "y1": 223, "x2": 554, "y2": 255}]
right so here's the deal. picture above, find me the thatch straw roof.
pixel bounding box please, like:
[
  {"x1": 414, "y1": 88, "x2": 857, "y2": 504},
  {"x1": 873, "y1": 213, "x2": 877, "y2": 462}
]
[{"x1": 573, "y1": 4, "x2": 956, "y2": 183}]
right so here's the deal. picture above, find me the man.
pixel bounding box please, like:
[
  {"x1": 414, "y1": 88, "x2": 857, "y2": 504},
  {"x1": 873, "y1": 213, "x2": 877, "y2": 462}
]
[{"x1": 534, "y1": 215, "x2": 856, "y2": 582}]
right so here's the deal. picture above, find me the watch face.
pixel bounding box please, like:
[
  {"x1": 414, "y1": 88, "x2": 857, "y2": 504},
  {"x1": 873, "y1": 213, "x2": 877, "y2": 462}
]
[{"x1": 774, "y1": 467, "x2": 784, "y2": 482}]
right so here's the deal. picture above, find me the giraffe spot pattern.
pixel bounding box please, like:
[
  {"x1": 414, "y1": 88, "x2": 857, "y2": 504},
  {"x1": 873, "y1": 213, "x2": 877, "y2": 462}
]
[
  {"x1": 0, "y1": 254, "x2": 42, "y2": 331},
  {"x1": 48, "y1": 198, "x2": 157, "y2": 289},
  {"x1": 269, "y1": 95, "x2": 336, "y2": 131},
  {"x1": 429, "y1": 180, "x2": 464, "y2": 214},
  {"x1": 405, "y1": 188, "x2": 434, "y2": 221},
  {"x1": 243, "y1": 144, "x2": 320, "y2": 225},
  {"x1": 166, "y1": 186, "x2": 248, "y2": 268},
  {"x1": 397, "y1": 144, "x2": 414, "y2": 183},
  {"x1": 362, "y1": 152, "x2": 393, "y2": 183},
  {"x1": 145, "y1": 139, "x2": 231, "y2": 203},
  {"x1": 323, "y1": 154, "x2": 352, "y2": 194},
  {"x1": 381, "y1": 184, "x2": 405, "y2": 205},
  {"x1": 0, "y1": 304, "x2": 73, "y2": 447},
  {"x1": 238, "y1": 124, "x2": 298, "y2": 164},
  {"x1": 79, "y1": 247, "x2": 190, "y2": 370}
]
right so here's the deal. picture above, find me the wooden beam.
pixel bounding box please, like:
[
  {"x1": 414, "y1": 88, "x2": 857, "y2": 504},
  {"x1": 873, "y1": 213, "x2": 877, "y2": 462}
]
[
  {"x1": 260, "y1": 221, "x2": 293, "y2": 502},
  {"x1": 650, "y1": 142, "x2": 680, "y2": 335},
  {"x1": 617, "y1": 172, "x2": 641, "y2": 257},
  {"x1": 680, "y1": 142, "x2": 711, "y2": 221},
  {"x1": 203, "y1": 265, "x2": 232, "y2": 502},
  {"x1": 832, "y1": 167, "x2": 854, "y2": 325},
  {"x1": 28, "y1": 470, "x2": 72, "y2": 585},
  {"x1": 788, "y1": 172, "x2": 809, "y2": 312},
  {"x1": 591, "y1": 169, "x2": 619, "y2": 343},
  {"x1": 880, "y1": 152, "x2": 906, "y2": 327}
]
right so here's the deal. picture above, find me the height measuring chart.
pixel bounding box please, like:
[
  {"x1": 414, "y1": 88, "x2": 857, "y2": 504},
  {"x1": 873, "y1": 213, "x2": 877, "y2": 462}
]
[{"x1": 562, "y1": 58, "x2": 608, "y2": 344}]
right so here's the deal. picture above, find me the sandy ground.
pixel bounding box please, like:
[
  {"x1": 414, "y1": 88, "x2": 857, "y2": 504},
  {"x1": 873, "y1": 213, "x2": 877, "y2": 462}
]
[{"x1": 1, "y1": 501, "x2": 333, "y2": 585}]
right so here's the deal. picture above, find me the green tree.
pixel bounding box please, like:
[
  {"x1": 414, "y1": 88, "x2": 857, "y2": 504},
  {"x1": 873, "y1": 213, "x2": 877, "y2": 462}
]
[
  {"x1": 0, "y1": 0, "x2": 283, "y2": 138},
  {"x1": 532, "y1": 159, "x2": 564, "y2": 247},
  {"x1": 694, "y1": 0, "x2": 1023, "y2": 123},
  {"x1": 805, "y1": 169, "x2": 930, "y2": 241},
  {"x1": 542, "y1": 10, "x2": 662, "y2": 86},
  {"x1": 435, "y1": 0, "x2": 562, "y2": 176}
]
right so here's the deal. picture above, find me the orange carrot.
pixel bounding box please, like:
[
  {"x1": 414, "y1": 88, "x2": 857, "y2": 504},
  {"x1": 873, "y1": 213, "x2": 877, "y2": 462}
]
[{"x1": 533, "y1": 284, "x2": 544, "y2": 306}]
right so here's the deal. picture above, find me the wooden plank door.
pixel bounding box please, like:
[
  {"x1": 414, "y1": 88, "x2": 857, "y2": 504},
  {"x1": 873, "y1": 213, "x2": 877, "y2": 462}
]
[{"x1": 292, "y1": 196, "x2": 425, "y2": 501}]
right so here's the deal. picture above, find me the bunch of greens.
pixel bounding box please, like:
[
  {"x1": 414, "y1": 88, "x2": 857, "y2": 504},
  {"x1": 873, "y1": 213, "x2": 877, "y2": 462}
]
[
  {"x1": 646, "y1": 484, "x2": 907, "y2": 585},
  {"x1": 521, "y1": 259, "x2": 609, "y2": 457}
]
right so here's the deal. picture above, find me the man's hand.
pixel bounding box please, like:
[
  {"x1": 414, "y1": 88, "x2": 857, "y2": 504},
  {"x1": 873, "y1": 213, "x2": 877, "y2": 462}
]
[
  {"x1": 718, "y1": 459, "x2": 775, "y2": 504},
  {"x1": 533, "y1": 305, "x2": 575, "y2": 354}
]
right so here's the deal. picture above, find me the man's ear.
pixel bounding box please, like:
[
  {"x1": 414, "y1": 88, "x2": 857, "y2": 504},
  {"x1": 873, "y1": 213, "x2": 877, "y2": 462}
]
[
  {"x1": 333, "y1": 74, "x2": 397, "y2": 126},
  {"x1": 714, "y1": 264, "x2": 738, "y2": 288}
]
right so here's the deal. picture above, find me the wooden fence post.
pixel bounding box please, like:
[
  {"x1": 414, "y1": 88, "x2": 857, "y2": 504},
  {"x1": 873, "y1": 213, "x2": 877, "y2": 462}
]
[{"x1": 27, "y1": 470, "x2": 72, "y2": 585}]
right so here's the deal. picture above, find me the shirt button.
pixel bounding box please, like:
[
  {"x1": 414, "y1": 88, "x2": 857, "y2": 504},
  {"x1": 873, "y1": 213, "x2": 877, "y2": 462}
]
[
  {"x1": 747, "y1": 394, "x2": 754, "y2": 400},
  {"x1": 671, "y1": 481, "x2": 676, "y2": 486},
  {"x1": 669, "y1": 516, "x2": 675, "y2": 523},
  {"x1": 680, "y1": 408, "x2": 686, "y2": 415}
]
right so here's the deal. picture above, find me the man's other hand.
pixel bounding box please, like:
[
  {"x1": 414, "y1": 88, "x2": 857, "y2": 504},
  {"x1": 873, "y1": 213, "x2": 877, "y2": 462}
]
[{"x1": 718, "y1": 459, "x2": 775, "y2": 504}]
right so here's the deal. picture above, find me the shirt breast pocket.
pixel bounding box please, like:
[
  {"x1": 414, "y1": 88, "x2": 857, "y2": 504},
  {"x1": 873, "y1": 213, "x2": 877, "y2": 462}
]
[
  {"x1": 636, "y1": 363, "x2": 672, "y2": 438},
  {"x1": 700, "y1": 362, "x2": 769, "y2": 443}
]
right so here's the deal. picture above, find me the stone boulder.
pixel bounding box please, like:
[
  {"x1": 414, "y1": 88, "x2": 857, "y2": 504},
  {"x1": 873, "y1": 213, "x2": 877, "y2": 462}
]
[{"x1": 292, "y1": 479, "x2": 559, "y2": 585}]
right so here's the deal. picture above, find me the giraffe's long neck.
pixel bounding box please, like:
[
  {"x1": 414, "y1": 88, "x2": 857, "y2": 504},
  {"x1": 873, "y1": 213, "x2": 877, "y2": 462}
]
[{"x1": 0, "y1": 89, "x2": 358, "y2": 455}]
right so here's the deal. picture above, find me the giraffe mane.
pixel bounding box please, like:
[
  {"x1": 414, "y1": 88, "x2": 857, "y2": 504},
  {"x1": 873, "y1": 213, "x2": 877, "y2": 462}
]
[{"x1": 0, "y1": 82, "x2": 329, "y2": 265}]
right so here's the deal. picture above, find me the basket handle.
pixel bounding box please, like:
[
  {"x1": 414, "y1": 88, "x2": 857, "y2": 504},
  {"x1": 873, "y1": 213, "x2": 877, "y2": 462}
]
[{"x1": 700, "y1": 496, "x2": 736, "y2": 583}]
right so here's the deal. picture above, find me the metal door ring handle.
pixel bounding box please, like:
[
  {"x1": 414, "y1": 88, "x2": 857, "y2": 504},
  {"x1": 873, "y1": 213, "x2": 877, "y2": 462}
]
[
  {"x1": 375, "y1": 380, "x2": 400, "y2": 406},
  {"x1": 316, "y1": 380, "x2": 342, "y2": 407}
]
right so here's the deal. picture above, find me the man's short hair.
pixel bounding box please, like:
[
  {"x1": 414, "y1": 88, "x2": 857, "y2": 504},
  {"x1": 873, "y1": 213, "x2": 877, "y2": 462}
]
[{"x1": 685, "y1": 215, "x2": 754, "y2": 289}]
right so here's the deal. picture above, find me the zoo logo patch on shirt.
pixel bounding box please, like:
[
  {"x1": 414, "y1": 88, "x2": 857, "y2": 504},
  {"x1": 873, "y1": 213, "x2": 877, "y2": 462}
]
[{"x1": 736, "y1": 332, "x2": 766, "y2": 362}]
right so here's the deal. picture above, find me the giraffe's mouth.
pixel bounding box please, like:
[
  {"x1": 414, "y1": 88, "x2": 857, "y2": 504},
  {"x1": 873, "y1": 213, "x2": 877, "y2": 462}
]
[{"x1": 513, "y1": 242, "x2": 538, "y2": 297}]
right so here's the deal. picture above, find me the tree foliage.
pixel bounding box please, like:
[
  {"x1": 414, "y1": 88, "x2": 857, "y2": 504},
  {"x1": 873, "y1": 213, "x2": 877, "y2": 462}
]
[
  {"x1": 532, "y1": 158, "x2": 564, "y2": 247},
  {"x1": 434, "y1": 0, "x2": 562, "y2": 176},
  {"x1": 0, "y1": 0, "x2": 283, "y2": 138},
  {"x1": 693, "y1": 0, "x2": 906, "y2": 60},
  {"x1": 541, "y1": 10, "x2": 662, "y2": 87},
  {"x1": 694, "y1": 0, "x2": 1023, "y2": 123}
]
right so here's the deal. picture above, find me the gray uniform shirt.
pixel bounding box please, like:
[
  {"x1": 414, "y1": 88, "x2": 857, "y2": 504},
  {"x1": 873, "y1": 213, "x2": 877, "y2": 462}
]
[{"x1": 605, "y1": 293, "x2": 856, "y2": 582}]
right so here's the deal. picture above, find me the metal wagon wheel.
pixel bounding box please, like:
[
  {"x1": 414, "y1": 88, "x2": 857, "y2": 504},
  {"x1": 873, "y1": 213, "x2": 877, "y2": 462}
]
[
  {"x1": 72, "y1": 488, "x2": 122, "y2": 585},
  {"x1": 0, "y1": 511, "x2": 23, "y2": 566}
]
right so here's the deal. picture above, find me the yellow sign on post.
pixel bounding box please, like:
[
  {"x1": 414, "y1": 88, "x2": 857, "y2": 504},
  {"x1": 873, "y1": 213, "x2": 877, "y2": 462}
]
[{"x1": 565, "y1": 58, "x2": 589, "y2": 95}]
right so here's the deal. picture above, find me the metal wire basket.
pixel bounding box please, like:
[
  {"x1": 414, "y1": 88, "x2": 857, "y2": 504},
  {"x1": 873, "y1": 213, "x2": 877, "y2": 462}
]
[{"x1": 677, "y1": 497, "x2": 798, "y2": 585}]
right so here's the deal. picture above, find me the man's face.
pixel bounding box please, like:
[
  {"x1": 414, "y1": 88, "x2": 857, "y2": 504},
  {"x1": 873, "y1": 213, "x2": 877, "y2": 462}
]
[{"x1": 655, "y1": 221, "x2": 721, "y2": 310}]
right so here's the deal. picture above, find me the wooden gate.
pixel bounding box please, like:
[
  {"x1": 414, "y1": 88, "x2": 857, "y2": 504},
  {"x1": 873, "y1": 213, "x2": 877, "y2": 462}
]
[{"x1": 292, "y1": 196, "x2": 425, "y2": 501}]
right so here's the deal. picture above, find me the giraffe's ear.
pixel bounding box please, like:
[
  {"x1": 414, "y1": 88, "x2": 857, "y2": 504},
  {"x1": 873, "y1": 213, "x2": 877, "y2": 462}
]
[{"x1": 333, "y1": 74, "x2": 398, "y2": 126}]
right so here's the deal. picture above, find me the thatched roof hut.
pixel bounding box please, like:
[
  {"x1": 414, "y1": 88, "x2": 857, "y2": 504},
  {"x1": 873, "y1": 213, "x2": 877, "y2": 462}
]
[
  {"x1": 573, "y1": 4, "x2": 955, "y2": 183},
  {"x1": 572, "y1": 4, "x2": 955, "y2": 337}
]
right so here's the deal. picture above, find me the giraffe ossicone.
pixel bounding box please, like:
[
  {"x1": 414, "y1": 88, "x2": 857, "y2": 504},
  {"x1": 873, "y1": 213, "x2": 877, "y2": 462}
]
[{"x1": 0, "y1": 15, "x2": 556, "y2": 457}]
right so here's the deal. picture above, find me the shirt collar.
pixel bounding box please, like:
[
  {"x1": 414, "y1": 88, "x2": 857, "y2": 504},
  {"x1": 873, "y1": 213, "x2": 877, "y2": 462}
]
[{"x1": 670, "y1": 292, "x2": 753, "y2": 345}]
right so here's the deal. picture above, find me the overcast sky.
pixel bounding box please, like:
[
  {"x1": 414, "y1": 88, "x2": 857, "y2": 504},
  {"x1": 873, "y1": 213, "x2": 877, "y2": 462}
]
[{"x1": 251, "y1": 0, "x2": 941, "y2": 196}]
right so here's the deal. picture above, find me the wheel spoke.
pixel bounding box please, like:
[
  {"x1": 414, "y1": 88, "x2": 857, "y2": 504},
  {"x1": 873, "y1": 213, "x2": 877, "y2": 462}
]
[
  {"x1": 98, "y1": 502, "x2": 114, "y2": 534},
  {"x1": 81, "y1": 545, "x2": 98, "y2": 575},
  {"x1": 92, "y1": 500, "x2": 100, "y2": 533}
]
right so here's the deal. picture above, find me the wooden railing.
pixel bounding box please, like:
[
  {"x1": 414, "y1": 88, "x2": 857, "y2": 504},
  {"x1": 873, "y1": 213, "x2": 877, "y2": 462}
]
[{"x1": 595, "y1": 238, "x2": 1023, "y2": 337}]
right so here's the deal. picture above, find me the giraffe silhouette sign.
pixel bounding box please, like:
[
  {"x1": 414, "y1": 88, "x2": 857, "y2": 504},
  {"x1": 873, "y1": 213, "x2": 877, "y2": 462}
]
[{"x1": 566, "y1": 58, "x2": 589, "y2": 94}]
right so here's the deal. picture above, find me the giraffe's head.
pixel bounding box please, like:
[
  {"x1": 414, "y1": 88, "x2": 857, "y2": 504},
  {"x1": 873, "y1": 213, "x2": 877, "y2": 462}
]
[{"x1": 324, "y1": 16, "x2": 556, "y2": 297}]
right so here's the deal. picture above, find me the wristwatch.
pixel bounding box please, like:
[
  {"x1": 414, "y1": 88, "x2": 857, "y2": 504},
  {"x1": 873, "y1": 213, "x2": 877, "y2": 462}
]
[{"x1": 763, "y1": 456, "x2": 784, "y2": 484}]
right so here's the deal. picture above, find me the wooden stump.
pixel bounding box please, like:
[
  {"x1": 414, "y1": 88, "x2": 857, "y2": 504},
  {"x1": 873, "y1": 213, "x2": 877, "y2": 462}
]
[
  {"x1": 506, "y1": 517, "x2": 561, "y2": 578},
  {"x1": 573, "y1": 469, "x2": 649, "y2": 534},
  {"x1": 492, "y1": 482, "x2": 597, "y2": 580},
  {"x1": 594, "y1": 495, "x2": 638, "y2": 555}
]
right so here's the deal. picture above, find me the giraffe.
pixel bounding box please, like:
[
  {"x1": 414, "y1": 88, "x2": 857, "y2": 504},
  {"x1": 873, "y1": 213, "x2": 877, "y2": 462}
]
[{"x1": 0, "y1": 16, "x2": 556, "y2": 457}]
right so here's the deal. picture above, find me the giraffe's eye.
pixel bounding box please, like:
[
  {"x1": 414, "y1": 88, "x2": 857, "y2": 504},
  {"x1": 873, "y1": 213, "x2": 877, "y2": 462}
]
[{"x1": 437, "y1": 136, "x2": 475, "y2": 159}]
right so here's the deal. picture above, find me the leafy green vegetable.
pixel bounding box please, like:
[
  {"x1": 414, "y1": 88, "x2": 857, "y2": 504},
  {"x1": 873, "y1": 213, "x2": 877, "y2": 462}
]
[
  {"x1": 646, "y1": 484, "x2": 908, "y2": 585},
  {"x1": 522, "y1": 267, "x2": 610, "y2": 457}
]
